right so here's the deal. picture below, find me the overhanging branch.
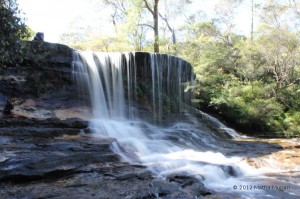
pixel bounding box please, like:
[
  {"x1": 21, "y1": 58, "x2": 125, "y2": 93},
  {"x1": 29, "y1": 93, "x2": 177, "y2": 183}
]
[
  {"x1": 138, "y1": 23, "x2": 154, "y2": 30},
  {"x1": 143, "y1": 0, "x2": 154, "y2": 15}
]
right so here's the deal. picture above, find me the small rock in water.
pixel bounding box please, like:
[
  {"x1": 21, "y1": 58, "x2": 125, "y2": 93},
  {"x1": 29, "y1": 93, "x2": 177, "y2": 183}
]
[{"x1": 167, "y1": 174, "x2": 212, "y2": 197}]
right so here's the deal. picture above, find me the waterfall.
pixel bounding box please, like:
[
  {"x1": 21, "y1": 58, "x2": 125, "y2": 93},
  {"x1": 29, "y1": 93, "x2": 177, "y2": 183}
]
[
  {"x1": 72, "y1": 51, "x2": 193, "y2": 121},
  {"x1": 72, "y1": 51, "x2": 264, "y2": 196}
]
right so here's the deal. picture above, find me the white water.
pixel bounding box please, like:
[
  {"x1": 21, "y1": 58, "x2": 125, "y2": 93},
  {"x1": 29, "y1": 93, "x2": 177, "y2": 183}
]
[{"x1": 72, "y1": 51, "x2": 297, "y2": 198}]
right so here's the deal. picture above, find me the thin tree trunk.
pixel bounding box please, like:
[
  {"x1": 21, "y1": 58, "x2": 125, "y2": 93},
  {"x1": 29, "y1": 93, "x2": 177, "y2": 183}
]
[
  {"x1": 159, "y1": 13, "x2": 176, "y2": 52},
  {"x1": 153, "y1": 0, "x2": 159, "y2": 53},
  {"x1": 144, "y1": 0, "x2": 160, "y2": 53},
  {"x1": 251, "y1": 0, "x2": 254, "y2": 41}
]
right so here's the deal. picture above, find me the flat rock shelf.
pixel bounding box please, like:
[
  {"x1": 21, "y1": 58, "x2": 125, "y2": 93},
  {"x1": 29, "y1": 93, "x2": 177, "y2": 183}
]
[{"x1": 0, "y1": 119, "x2": 215, "y2": 199}]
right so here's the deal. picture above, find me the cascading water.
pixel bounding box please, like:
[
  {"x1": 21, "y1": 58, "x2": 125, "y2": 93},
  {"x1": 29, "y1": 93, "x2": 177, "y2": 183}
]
[{"x1": 72, "y1": 51, "x2": 298, "y2": 198}]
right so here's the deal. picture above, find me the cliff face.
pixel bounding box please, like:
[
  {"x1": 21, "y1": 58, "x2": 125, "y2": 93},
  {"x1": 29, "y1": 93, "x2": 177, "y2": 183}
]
[
  {"x1": 0, "y1": 42, "x2": 195, "y2": 120},
  {"x1": 0, "y1": 41, "x2": 90, "y2": 120}
]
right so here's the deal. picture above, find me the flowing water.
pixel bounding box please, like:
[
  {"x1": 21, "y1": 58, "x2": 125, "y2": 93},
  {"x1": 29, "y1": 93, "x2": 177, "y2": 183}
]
[{"x1": 72, "y1": 51, "x2": 300, "y2": 199}]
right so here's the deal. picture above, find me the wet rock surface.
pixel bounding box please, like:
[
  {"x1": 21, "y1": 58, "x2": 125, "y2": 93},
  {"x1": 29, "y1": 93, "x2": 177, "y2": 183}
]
[
  {"x1": 0, "y1": 121, "x2": 215, "y2": 199},
  {"x1": 2, "y1": 119, "x2": 298, "y2": 198},
  {"x1": 242, "y1": 138, "x2": 300, "y2": 182}
]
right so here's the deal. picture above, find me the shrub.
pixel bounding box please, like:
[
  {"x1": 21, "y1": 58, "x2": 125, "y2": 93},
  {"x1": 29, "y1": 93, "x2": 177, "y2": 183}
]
[{"x1": 0, "y1": 0, "x2": 30, "y2": 66}]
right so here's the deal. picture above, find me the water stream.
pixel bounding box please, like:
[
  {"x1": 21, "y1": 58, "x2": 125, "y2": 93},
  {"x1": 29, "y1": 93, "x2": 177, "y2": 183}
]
[{"x1": 72, "y1": 51, "x2": 299, "y2": 198}]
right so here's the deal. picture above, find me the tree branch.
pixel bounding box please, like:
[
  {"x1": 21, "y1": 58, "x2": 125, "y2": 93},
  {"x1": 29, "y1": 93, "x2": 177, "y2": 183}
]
[
  {"x1": 159, "y1": 13, "x2": 176, "y2": 45},
  {"x1": 138, "y1": 23, "x2": 154, "y2": 30},
  {"x1": 143, "y1": 0, "x2": 154, "y2": 15},
  {"x1": 159, "y1": 13, "x2": 172, "y2": 32}
]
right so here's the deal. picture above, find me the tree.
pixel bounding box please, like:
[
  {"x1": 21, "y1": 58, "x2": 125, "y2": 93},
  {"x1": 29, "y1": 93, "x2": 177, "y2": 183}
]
[
  {"x1": 102, "y1": 0, "x2": 192, "y2": 53},
  {"x1": 143, "y1": 0, "x2": 193, "y2": 53},
  {"x1": 214, "y1": 0, "x2": 243, "y2": 43},
  {"x1": 257, "y1": 0, "x2": 300, "y2": 93},
  {"x1": 0, "y1": 0, "x2": 30, "y2": 66},
  {"x1": 289, "y1": 0, "x2": 300, "y2": 18},
  {"x1": 158, "y1": 0, "x2": 191, "y2": 54},
  {"x1": 260, "y1": 0, "x2": 290, "y2": 29},
  {"x1": 256, "y1": 26, "x2": 300, "y2": 92},
  {"x1": 143, "y1": 0, "x2": 160, "y2": 52},
  {"x1": 102, "y1": 0, "x2": 149, "y2": 51}
]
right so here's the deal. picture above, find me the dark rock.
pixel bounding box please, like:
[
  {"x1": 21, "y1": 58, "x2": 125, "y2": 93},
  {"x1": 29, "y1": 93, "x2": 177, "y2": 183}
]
[
  {"x1": 3, "y1": 100, "x2": 13, "y2": 115},
  {"x1": 0, "y1": 92, "x2": 8, "y2": 117},
  {"x1": 221, "y1": 165, "x2": 241, "y2": 177},
  {"x1": 23, "y1": 41, "x2": 73, "y2": 67},
  {"x1": 33, "y1": 117, "x2": 89, "y2": 129},
  {"x1": 0, "y1": 41, "x2": 91, "y2": 121},
  {"x1": 0, "y1": 126, "x2": 212, "y2": 199},
  {"x1": 167, "y1": 174, "x2": 212, "y2": 197},
  {"x1": 64, "y1": 118, "x2": 89, "y2": 128},
  {"x1": 0, "y1": 131, "x2": 118, "y2": 183}
]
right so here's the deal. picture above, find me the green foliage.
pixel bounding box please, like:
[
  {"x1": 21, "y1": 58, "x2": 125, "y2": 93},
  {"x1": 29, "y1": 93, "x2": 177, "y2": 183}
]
[
  {"x1": 210, "y1": 82, "x2": 285, "y2": 132},
  {"x1": 179, "y1": 18, "x2": 300, "y2": 137},
  {"x1": 284, "y1": 111, "x2": 300, "y2": 137},
  {"x1": 0, "y1": 0, "x2": 31, "y2": 66}
]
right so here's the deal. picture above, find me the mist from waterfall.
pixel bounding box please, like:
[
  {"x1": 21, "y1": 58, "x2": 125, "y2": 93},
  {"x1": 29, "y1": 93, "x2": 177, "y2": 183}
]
[{"x1": 71, "y1": 51, "x2": 280, "y2": 197}]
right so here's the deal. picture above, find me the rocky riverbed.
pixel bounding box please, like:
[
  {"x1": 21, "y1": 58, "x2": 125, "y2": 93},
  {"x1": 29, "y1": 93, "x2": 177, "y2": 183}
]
[
  {"x1": 243, "y1": 138, "x2": 300, "y2": 190},
  {"x1": 1, "y1": 119, "x2": 300, "y2": 199},
  {"x1": 0, "y1": 118, "x2": 217, "y2": 199}
]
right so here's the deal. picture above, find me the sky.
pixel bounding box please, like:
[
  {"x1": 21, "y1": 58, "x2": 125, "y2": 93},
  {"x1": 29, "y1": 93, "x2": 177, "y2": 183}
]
[
  {"x1": 18, "y1": 0, "x2": 109, "y2": 42},
  {"x1": 18, "y1": 0, "x2": 254, "y2": 43}
]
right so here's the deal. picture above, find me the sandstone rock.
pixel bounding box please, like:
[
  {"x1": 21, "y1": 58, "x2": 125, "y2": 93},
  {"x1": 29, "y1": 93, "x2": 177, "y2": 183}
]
[
  {"x1": 0, "y1": 41, "x2": 89, "y2": 120},
  {"x1": 0, "y1": 125, "x2": 211, "y2": 199},
  {"x1": 24, "y1": 41, "x2": 73, "y2": 67}
]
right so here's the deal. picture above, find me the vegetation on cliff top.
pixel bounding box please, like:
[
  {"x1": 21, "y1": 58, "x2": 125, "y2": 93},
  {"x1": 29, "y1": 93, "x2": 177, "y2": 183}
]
[{"x1": 187, "y1": 26, "x2": 300, "y2": 137}]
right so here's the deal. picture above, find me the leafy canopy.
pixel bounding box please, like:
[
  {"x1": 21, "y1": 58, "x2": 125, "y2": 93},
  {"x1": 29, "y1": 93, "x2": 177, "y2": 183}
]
[{"x1": 0, "y1": 0, "x2": 31, "y2": 66}]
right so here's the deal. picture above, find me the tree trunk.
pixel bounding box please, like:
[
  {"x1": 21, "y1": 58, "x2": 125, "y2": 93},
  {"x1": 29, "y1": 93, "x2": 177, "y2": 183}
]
[
  {"x1": 144, "y1": 0, "x2": 160, "y2": 53},
  {"x1": 159, "y1": 13, "x2": 176, "y2": 53},
  {"x1": 153, "y1": 0, "x2": 159, "y2": 53},
  {"x1": 251, "y1": 0, "x2": 254, "y2": 41}
]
